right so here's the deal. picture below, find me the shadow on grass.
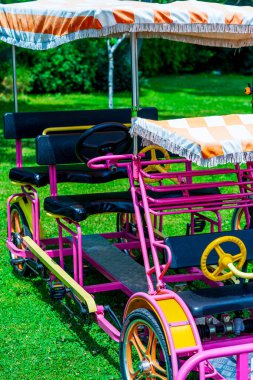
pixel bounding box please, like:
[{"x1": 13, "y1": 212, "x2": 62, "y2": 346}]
[{"x1": 30, "y1": 274, "x2": 124, "y2": 372}]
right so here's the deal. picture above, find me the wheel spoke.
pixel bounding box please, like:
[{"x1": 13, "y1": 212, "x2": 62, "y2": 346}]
[
  {"x1": 157, "y1": 165, "x2": 167, "y2": 174},
  {"x1": 146, "y1": 329, "x2": 155, "y2": 356},
  {"x1": 151, "y1": 352, "x2": 167, "y2": 377},
  {"x1": 151, "y1": 149, "x2": 157, "y2": 161},
  {"x1": 212, "y1": 266, "x2": 223, "y2": 277},
  {"x1": 14, "y1": 213, "x2": 21, "y2": 233},
  {"x1": 144, "y1": 165, "x2": 153, "y2": 173},
  {"x1": 232, "y1": 253, "x2": 243, "y2": 263},
  {"x1": 148, "y1": 333, "x2": 167, "y2": 377},
  {"x1": 214, "y1": 245, "x2": 226, "y2": 258},
  {"x1": 130, "y1": 369, "x2": 143, "y2": 380},
  {"x1": 130, "y1": 328, "x2": 146, "y2": 359},
  {"x1": 152, "y1": 360, "x2": 167, "y2": 375}
]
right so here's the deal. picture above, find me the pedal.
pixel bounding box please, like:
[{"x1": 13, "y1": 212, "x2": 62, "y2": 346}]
[
  {"x1": 10, "y1": 258, "x2": 25, "y2": 265},
  {"x1": 173, "y1": 283, "x2": 187, "y2": 293},
  {"x1": 25, "y1": 259, "x2": 44, "y2": 276},
  {"x1": 186, "y1": 217, "x2": 206, "y2": 235},
  {"x1": 49, "y1": 281, "x2": 66, "y2": 300}
]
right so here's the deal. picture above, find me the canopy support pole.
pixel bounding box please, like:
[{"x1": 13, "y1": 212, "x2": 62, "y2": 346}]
[
  {"x1": 12, "y1": 45, "x2": 22, "y2": 167},
  {"x1": 131, "y1": 33, "x2": 139, "y2": 155},
  {"x1": 12, "y1": 45, "x2": 18, "y2": 112}
]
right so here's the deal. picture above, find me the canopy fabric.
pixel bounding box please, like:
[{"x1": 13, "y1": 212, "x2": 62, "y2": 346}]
[
  {"x1": 131, "y1": 114, "x2": 253, "y2": 167},
  {"x1": 1, "y1": 0, "x2": 253, "y2": 50}
]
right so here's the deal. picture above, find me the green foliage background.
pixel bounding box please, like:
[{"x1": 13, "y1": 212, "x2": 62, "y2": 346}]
[{"x1": 1, "y1": 0, "x2": 253, "y2": 93}]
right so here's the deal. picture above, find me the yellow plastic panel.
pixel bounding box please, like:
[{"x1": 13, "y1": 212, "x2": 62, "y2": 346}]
[{"x1": 158, "y1": 299, "x2": 196, "y2": 349}]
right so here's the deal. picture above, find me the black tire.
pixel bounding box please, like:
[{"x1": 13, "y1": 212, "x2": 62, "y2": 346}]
[
  {"x1": 10, "y1": 203, "x2": 32, "y2": 277},
  {"x1": 231, "y1": 208, "x2": 248, "y2": 230},
  {"x1": 119, "y1": 308, "x2": 172, "y2": 380},
  {"x1": 117, "y1": 212, "x2": 144, "y2": 264}
]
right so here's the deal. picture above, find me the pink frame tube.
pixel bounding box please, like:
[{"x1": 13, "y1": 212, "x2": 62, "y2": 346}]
[
  {"x1": 176, "y1": 344, "x2": 253, "y2": 380},
  {"x1": 12, "y1": 150, "x2": 253, "y2": 374}
]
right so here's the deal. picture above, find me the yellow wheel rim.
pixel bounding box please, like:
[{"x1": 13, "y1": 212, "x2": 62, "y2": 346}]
[
  {"x1": 139, "y1": 145, "x2": 177, "y2": 184},
  {"x1": 125, "y1": 320, "x2": 168, "y2": 379}
]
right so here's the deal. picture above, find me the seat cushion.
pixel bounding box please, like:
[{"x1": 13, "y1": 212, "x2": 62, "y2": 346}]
[
  {"x1": 9, "y1": 164, "x2": 128, "y2": 187},
  {"x1": 44, "y1": 191, "x2": 135, "y2": 222},
  {"x1": 146, "y1": 187, "x2": 220, "y2": 199},
  {"x1": 10, "y1": 166, "x2": 50, "y2": 187},
  {"x1": 180, "y1": 283, "x2": 253, "y2": 317},
  {"x1": 44, "y1": 186, "x2": 221, "y2": 222}
]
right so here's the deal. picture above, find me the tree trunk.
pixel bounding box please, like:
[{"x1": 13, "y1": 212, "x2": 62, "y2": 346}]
[
  {"x1": 108, "y1": 44, "x2": 114, "y2": 109},
  {"x1": 107, "y1": 37, "x2": 125, "y2": 109}
]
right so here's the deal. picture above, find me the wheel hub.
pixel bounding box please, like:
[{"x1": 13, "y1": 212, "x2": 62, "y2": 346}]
[
  {"x1": 139, "y1": 359, "x2": 151, "y2": 373},
  {"x1": 11, "y1": 232, "x2": 22, "y2": 247}
]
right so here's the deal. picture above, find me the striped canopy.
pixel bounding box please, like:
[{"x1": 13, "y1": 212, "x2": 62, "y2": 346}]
[
  {"x1": 131, "y1": 114, "x2": 253, "y2": 167},
  {"x1": 1, "y1": 0, "x2": 253, "y2": 50}
]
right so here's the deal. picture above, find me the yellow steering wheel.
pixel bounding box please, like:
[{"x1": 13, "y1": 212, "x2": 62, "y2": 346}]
[
  {"x1": 201, "y1": 236, "x2": 247, "y2": 281},
  {"x1": 139, "y1": 145, "x2": 176, "y2": 184}
]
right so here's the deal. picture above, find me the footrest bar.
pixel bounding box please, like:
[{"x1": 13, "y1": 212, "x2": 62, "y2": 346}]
[{"x1": 23, "y1": 236, "x2": 97, "y2": 313}]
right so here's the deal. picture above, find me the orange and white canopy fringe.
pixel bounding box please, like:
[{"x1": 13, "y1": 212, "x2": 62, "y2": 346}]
[
  {"x1": 131, "y1": 115, "x2": 253, "y2": 167},
  {"x1": 1, "y1": 0, "x2": 253, "y2": 50}
]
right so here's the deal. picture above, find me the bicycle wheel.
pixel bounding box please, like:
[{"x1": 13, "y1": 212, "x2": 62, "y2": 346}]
[
  {"x1": 10, "y1": 203, "x2": 32, "y2": 276},
  {"x1": 120, "y1": 308, "x2": 172, "y2": 380},
  {"x1": 117, "y1": 212, "x2": 143, "y2": 263},
  {"x1": 231, "y1": 208, "x2": 249, "y2": 230}
]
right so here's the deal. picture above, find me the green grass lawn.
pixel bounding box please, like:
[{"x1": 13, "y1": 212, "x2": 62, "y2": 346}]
[{"x1": 0, "y1": 74, "x2": 252, "y2": 380}]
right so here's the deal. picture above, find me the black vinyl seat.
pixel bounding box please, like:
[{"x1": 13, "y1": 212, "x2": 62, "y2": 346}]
[
  {"x1": 44, "y1": 187, "x2": 221, "y2": 222},
  {"x1": 44, "y1": 191, "x2": 135, "y2": 222},
  {"x1": 9, "y1": 164, "x2": 128, "y2": 187},
  {"x1": 180, "y1": 283, "x2": 253, "y2": 317},
  {"x1": 146, "y1": 187, "x2": 220, "y2": 199},
  {"x1": 4, "y1": 107, "x2": 158, "y2": 188}
]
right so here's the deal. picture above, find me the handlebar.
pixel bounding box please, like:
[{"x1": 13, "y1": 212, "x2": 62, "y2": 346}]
[
  {"x1": 88, "y1": 153, "x2": 134, "y2": 170},
  {"x1": 227, "y1": 262, "x2": 253, "y2": 279}
]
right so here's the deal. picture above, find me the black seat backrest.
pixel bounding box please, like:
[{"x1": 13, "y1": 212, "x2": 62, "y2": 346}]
[
  {"x1": 36, "y1": 133, "x2": 81, "y2": 165},
  {"x1": 32, "y1": 108, "x2": 157, "y2": 165},
  {"x1": 3, "y1": 108, "x2": 158, "y2": 139},
  {"x1": 4, "y1": 107, "x2": 158, "y2": 166}
]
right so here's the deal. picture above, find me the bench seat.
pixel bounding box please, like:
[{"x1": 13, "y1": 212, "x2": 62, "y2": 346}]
[
  {"x1": 180, "y1": 282, "x2": 253, "y2": 317},
  {"x1": 9, "y1": 164, "x2": 128, "y2": 187},
  {"x1": 44, "y1": 191, "x2": 135, "y2": 222},
  {"x1": 146, "y1": 187, "x2": 220, "y2": 199},
  {"x1": 44, "y1": 186, "x2": 222, "y2": 222}
]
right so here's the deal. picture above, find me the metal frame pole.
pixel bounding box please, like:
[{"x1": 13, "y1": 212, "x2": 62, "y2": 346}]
[
  {"x1": 12, "y1": 45, "x2": 18, "y2": 112},
  {"x1": 12, "y1": 45, "x2": 23, "y2": 166},
  {"x1": 130, "y1": 33, "x2": 139, "y2": 155}
]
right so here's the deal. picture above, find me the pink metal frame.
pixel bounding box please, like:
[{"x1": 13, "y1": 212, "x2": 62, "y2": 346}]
[
  {"x1": 89, "y1": 153, "x2": 253, "y2": 379},
  {"x1": 7, "y1": 149, "x2": 253, "y2": 379}
]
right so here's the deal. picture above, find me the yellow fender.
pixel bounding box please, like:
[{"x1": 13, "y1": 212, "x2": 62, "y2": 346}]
[
  {"x1": 11, "y1": 196, "x2": 44, "y2": 239},
  {"x1": 124, "y1": 292, "x2": 198, "y2": 353}
]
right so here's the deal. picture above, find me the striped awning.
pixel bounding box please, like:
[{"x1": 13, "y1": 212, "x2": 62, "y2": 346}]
[
  {"x1": 131, "y1": 114, "x2": 253, "y2": 167},
  {"x1": 1, "y1": 0, "x2": 253, "y2": 50}
]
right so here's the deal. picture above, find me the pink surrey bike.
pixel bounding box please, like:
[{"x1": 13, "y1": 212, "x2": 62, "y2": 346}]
[{"x1": 2, "y1": 0, "x2": 253, "y2": 379}]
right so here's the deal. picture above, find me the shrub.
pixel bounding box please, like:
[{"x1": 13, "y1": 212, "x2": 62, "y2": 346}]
[{"x1": 31, "y1": 40, "x2": 100, "y2": 94}]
